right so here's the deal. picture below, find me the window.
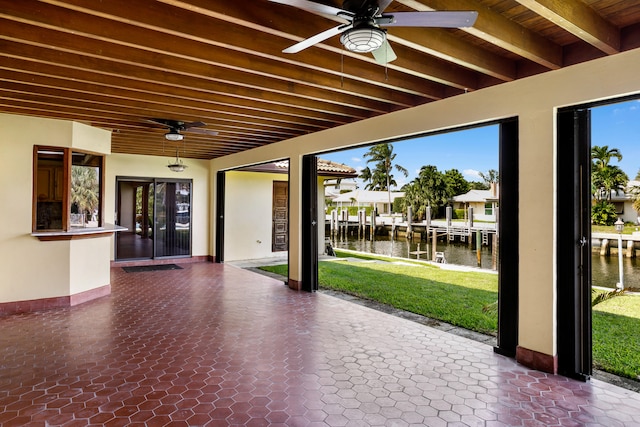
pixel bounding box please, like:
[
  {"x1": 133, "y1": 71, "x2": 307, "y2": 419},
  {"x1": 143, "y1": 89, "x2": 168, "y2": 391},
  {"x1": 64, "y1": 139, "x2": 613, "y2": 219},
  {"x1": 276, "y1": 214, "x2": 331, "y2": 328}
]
[
  {"x1": 484, "y1": 202, "x2": 493, "y2": 216},
  {"x1": 33, "y1": 146, "x2": 104, "y2": 231}
]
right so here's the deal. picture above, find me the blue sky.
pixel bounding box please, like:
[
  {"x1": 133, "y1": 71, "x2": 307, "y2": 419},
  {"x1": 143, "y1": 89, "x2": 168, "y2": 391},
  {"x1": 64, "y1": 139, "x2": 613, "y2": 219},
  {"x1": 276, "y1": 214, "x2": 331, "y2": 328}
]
[{"x1": 322, "y1": 99, "x2": 640, "y2": 189}]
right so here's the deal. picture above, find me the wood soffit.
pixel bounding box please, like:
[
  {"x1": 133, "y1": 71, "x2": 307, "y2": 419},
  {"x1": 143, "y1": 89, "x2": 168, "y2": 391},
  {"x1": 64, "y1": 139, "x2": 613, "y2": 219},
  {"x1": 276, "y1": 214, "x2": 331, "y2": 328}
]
[{"x1": 1, "y1": 0, "x2": 639, "y2": 159}]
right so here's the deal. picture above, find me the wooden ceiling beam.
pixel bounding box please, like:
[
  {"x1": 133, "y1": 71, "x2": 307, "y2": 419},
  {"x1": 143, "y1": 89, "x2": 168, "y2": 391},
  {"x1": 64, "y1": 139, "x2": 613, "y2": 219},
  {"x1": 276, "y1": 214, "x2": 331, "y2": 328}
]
[
  {"x1": 24, "y1": 0, "x2": 445, "y2": 101},
  {"x1": 0, "y1": 96, "x2": 280, "y2": 145},
  {"x1": 397, "y1": 0, "x2": 564, "y2": 69},
  {"x1": 0, "y1": 21, "x2": 387, "y2": 119},
  {"x1": 176, "y1": 0, "x2": 479, "y2": 90},
  {"x1": 514, "y1": 0, "x2": 620, "y2": 54},
  {"x1": 0, "y1": 56, "x2": 340, "y2": 130},
  {"x1": 387, "y1": 28, "x2": 516, "y2": 82},
  {"x1": 239, "y1": 0, "x2": 514, "y2": 83},
  {"x1": 0, "y1": 79, "x2": 312, "y2": 139},
  {"x1": 0, "y1": 40, "x2": 370, "y2": 123}
]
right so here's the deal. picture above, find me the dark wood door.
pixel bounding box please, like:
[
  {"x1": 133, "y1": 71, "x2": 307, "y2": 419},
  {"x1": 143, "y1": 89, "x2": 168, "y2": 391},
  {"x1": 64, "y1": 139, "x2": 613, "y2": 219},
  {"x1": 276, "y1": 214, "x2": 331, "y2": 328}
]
[{"x1": 272, "y1": 181, "x2": 288, "y2": 252}]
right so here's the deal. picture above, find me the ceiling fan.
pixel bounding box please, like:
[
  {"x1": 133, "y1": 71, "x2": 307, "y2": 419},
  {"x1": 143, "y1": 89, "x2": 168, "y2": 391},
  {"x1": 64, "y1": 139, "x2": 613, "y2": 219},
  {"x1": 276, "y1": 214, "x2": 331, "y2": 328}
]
[
  {"x1": 269, "y1": 0, "x2": 478, "y2": 63},
  {"x1": 147, "y1": 118, "x2": 218, "y2": 141}
]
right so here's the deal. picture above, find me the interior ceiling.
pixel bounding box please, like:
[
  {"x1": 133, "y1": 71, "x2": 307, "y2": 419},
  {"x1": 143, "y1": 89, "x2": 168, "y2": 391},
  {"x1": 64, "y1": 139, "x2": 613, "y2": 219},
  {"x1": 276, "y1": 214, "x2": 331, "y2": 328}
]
[{"x1": 1, "y1": 0, "x2": 640, "y2": 159}]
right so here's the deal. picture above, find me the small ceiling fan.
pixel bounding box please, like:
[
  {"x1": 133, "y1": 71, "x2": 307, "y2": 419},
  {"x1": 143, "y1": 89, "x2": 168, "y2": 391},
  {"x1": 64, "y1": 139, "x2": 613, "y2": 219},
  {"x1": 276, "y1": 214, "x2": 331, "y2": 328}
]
[
  {"x1": 147, "y1": 118, "x2": 218, "y2": 141},
  {"x1": 269, "y1": 0, "x2": 478, "y2": 63}
]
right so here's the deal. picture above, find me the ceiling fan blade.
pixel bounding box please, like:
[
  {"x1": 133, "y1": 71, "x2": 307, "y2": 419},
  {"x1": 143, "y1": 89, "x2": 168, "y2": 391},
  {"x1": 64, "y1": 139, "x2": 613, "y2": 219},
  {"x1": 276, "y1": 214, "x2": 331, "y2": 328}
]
[
  {"x1": 187, "y1": 127, "x2": 219, "y2": 136},
  {"x1": 182, "y1": 121, "x2": 206, "y2": 129},
  {"x1": 268, "y1": 0, "x2": 347, "y2": 17},
  {"x1": 371, "y1": 39, "x2": 397, "y2": 64},
  {"x1": 283, "y1": 24, "x2": 351, "y2": 53},
  {"x1": 377, "y1": 0, "x2": 393, "y2": 12},
  {"x1": 147, "y1": 118, "x2": 174, "y2": 127},
  {"x1": 379, "y1": 11, "x2": 478, "y2": 28}
]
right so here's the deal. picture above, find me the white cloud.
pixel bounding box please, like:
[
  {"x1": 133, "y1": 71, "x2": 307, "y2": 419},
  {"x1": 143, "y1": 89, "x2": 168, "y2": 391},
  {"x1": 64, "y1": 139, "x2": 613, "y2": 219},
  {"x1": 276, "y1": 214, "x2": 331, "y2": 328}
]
[
  {"x1": 351, "y1": 157, "x2": 362, "y2": 163},
  {"x1": 463, "y1": 169, "x2": 481, "y2": 180}
]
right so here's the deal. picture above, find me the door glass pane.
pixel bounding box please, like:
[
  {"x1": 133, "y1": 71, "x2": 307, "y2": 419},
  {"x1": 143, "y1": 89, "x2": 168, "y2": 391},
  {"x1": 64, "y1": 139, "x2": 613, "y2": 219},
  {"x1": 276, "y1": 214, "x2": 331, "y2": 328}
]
[{"x1": 155, "y1": 181, "x2": 191, "y2": 257}]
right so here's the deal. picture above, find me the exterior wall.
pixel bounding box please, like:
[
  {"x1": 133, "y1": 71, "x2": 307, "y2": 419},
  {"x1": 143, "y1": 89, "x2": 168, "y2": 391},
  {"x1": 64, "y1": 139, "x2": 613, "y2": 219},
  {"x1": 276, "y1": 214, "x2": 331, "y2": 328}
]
[
  {"x1": 0, "y1": 114, "x2": 111, "y2": 304},
  {"x1": 210, "y1": 48, "x2": 640, "y2": 362},
  {"x1": 614, "y1": 199, "x2": 638, "y2": 224},
  {"x1": 224, "y1": 171, "x2": 288, "y2": 262},
  {"x1": 105, "y1": 153, "x2": 210, "y2": 260}
]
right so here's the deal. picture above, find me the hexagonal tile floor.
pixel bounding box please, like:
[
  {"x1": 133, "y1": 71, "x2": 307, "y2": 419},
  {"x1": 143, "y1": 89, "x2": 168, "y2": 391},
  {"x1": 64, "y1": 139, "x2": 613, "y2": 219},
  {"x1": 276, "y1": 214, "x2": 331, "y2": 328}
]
[{"x1": 1, "y1": 262, "x2": 639, "y2": 426}]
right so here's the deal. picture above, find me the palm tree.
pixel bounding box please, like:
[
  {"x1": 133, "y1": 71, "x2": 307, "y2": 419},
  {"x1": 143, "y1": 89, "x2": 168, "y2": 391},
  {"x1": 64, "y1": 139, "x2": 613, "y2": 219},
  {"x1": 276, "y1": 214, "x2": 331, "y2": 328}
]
[
  {"x1": 363, "y1": 143, "x2": 408, "y2": 213},
  {"x1": 592, "y1": 145, "x2": 622, "y2": 170},
  {"x1": 478, "y1": 169, "x2": 499, "y2": 186},
  {"x1": 591, "y1": 145, "x2": 628, "y2": 201},
  {"x1": 71, "y1": 165, "x2": 99, "y2": 217},
  {"x1": 592, "y1": 165, "x2": 628, "y2": 201},
  {"x1": 359, "y1": 166, "x2": 372, "y2": 189}
]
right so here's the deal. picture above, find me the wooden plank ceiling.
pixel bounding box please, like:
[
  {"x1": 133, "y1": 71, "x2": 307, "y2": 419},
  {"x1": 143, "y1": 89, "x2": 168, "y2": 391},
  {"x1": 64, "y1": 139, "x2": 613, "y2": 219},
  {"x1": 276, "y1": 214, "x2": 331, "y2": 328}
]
[{"x1": 1, "y1": 0, "x2": 639, "y2": 159}]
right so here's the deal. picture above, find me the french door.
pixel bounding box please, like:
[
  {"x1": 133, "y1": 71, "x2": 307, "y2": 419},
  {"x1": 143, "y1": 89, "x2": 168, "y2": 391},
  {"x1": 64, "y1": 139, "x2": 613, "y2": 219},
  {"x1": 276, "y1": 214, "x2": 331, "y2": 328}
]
[
  {"x1": 154, "y1": 180, "x2": 192, "y2": 258},
  {"x1": 116, "y1": 177, "x2": 192, "y2": 260}
]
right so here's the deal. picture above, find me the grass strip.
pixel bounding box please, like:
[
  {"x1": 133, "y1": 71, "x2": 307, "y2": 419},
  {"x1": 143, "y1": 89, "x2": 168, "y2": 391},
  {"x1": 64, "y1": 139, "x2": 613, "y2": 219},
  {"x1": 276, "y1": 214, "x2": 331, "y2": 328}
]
[{"x1": 592, "y1": 296, "x2": 640, "y2": 380}]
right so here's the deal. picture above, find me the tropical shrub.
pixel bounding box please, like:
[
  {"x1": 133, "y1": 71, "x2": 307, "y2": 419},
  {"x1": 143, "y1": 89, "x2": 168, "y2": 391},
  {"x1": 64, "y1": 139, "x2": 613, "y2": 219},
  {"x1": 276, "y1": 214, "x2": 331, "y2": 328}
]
[{"x1": 592, "y1": 200, "x2": 618, "y2": 225}]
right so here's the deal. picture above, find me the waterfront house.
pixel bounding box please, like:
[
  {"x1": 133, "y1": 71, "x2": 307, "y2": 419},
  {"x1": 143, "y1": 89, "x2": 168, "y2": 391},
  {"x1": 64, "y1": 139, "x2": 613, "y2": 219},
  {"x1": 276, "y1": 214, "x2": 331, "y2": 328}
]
[
  {"x1": 607, "y1": 180, "x2": 640, "y2": 224},
  {"x1": 452, "y1": 184, "x2": 499, "y2": 222}
]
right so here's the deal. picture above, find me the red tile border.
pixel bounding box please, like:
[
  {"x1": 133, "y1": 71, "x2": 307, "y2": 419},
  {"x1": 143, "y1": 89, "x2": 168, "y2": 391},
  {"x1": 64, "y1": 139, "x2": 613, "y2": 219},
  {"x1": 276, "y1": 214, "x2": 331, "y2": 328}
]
[
  {"x1": 0, "y1": 285, "x2": 110, "y2": 315},
  {"x1": 69, "y1": 284, "x2": 111, "y2": 306},
  {"x1": 516, "y1": 345, "x2": 558, "y2": 374},
  {"x1": 287, "y1": 278, "x2": 301, "y2": 291},
  {"x1": 0, "y1": 296, "x2": 69, "y2": 315}
]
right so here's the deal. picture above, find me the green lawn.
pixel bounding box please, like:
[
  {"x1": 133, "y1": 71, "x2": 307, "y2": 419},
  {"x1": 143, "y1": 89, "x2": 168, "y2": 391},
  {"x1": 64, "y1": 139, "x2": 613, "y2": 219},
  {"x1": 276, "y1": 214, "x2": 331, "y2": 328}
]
[
  {"x1": 260, "y1": 252, "x2": 640, "y2": 381},
  {"x1": 262, "y1": 257, "x2": 498, "y2": 334},
  {"x1": 592, "y1": 295, "x2": 640, "y2": 379},
  {"x1": 592, "y1": 224, "x2": 640, "y2": 234}
]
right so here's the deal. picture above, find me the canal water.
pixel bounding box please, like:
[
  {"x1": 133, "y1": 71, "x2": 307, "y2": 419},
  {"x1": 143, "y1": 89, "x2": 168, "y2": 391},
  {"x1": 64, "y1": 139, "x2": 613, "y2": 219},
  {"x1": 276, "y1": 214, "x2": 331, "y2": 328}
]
[{"x1": 328, "y1": 234, "x2": 640, "y2": 289}]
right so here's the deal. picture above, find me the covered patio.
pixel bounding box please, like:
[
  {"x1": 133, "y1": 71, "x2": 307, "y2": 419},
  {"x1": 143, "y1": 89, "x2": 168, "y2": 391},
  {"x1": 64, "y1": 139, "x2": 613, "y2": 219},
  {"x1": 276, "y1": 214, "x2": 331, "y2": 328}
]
[{"x1": 1, "y1": 263, "x2": 639, "y2": 426}]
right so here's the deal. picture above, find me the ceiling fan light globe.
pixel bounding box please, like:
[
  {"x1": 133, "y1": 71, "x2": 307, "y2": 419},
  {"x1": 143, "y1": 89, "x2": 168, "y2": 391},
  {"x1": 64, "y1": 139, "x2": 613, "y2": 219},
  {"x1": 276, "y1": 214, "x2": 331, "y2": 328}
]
[
  {"x1": 165, "y1": 131, "x2": 184, "y2": 141},
  {"x1": 340, "y1": 27, "x2": 385, "y2": 53}
]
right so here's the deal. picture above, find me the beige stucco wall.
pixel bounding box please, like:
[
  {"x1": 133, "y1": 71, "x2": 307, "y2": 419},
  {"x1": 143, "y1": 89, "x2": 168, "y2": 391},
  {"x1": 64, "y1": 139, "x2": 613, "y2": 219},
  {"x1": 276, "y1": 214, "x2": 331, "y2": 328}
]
[
  {"x1": 224, "y1": 171, "x2": 288, "y2": 261},
  {"x1": 105, "y1": 153, "x2": 210, "y2": 259},
  {"x1": 0, "y1": 114, "x2": 112, "y2": 303},
  {"x1": 210, "y1": 48, "x2": 640, "y2": 359}
]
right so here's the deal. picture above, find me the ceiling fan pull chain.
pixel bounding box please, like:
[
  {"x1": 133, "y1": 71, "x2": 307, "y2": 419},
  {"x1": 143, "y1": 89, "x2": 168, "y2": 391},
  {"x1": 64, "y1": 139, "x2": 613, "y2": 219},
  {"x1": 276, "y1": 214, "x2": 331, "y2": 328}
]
[{"x1": 340, "y1": 50, "x2": 344, "y2": 88}]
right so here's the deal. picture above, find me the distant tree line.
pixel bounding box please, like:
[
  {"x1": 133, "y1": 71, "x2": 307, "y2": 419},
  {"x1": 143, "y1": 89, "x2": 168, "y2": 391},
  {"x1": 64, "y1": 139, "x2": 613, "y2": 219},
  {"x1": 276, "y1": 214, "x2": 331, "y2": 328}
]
[
  {"x1": 359, "y1": 143, "x2": 498, "y2": 220},
  {"x1": 357, "y1": 143, "x2": 640, "y2": 225}
]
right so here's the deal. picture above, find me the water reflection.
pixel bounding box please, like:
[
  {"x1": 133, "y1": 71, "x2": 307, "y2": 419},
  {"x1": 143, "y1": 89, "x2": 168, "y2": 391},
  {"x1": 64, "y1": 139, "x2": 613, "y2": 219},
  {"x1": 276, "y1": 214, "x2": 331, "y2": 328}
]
[
  {"x1": 329, "y1": 234, "x2": 495, "y2": 269},
  {"x1": 328, "y1": 234, "x2": 639, "y2": 289},
  {"x1": 591, "y1": 253, "x2": 640, "y2": 289}
]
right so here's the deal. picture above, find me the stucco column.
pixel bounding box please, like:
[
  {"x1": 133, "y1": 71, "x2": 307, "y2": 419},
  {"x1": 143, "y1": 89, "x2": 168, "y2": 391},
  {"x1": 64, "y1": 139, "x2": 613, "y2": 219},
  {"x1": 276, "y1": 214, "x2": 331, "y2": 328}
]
[
  {"x1": 516, "y1": 111, "x2": 557, "y2": 371},
  {"x1": 287, "y1": 155, "x2": 302, "y2": 290}
]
